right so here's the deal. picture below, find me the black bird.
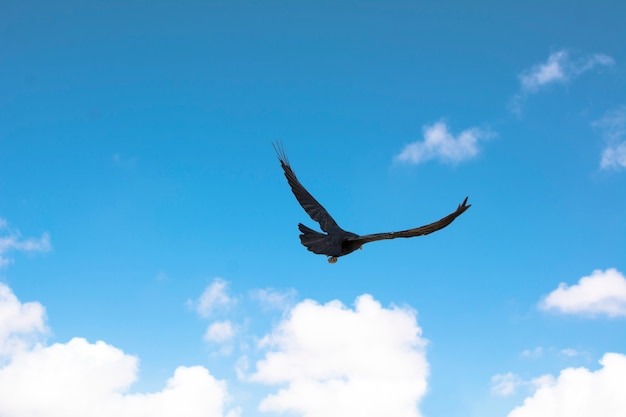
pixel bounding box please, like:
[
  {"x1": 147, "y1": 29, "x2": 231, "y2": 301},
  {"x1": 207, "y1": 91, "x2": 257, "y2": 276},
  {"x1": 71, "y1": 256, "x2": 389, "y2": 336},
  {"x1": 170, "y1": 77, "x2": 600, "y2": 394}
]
[{"x1": 273, "y1": 142, "x2": 471, "y2": 263}]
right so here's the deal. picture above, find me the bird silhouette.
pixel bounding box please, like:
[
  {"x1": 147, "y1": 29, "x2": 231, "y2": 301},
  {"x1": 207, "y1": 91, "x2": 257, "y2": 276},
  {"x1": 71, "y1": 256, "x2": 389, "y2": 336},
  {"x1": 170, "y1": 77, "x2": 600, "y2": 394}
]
[{"x1": 273, "y1": 142, "x2": 471, "y2": 263}]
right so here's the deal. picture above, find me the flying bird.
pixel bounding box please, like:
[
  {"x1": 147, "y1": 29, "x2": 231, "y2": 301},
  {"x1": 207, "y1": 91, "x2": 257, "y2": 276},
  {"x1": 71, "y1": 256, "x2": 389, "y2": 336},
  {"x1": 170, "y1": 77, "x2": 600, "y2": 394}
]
[{"x1": 273, "y1": 142, "x2": 471, "y2": 263}]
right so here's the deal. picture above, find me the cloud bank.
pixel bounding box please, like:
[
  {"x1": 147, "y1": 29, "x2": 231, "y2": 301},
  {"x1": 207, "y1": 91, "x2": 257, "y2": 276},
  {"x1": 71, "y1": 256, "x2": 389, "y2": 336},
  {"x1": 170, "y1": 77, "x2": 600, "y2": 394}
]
[
  {"x1": 395, "y1": 121, "x2": 492, "y2": 165},
  {"x1": 539, "y1": 268, "x2": 626, "y2": 317},
  {"x1": 3, "y1": 276, "x2": 431, "y2": 417},
  {"x1": 0, "y1": 283, "x2": 238, "y2": 417},
  {"x1": 250, "y1": 294, "x2": 429, "y2": 417}
]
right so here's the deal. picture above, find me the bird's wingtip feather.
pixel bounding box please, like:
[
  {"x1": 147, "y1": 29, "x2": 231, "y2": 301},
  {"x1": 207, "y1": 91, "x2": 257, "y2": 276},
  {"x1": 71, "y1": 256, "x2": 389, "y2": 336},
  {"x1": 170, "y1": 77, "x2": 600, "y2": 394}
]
[{"x1": 272, "y1": 140, "x2": 290, "y2": 166}]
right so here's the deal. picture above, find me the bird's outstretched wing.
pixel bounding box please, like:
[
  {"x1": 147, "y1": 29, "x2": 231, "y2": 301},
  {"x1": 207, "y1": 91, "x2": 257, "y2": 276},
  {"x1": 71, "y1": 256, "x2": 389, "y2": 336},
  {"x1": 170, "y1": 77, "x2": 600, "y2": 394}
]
[
  {"x1": 273, "y1": 141, "x2": 341, "y2": 233},
  {"x1": 348, "y1": 197, "x2": 471, "y2": 245}
]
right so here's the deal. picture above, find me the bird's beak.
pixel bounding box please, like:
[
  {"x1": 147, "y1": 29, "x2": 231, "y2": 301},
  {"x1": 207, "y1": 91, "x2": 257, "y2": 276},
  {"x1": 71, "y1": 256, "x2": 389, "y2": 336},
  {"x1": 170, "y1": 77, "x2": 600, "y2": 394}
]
[{"x1": 359, "y1": 246, "x2": 362, "y2": 250}]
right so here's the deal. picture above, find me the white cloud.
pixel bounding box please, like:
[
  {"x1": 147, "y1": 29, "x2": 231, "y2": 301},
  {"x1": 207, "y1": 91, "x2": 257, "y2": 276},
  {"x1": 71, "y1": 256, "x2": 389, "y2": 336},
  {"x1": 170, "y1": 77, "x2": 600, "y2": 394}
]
[
  {"x1": 250, "y1": 288, "x2": 297, "y2": 311},
  {"x1": 0, "y1": 219, "x2": 51, "y2": 268},
  {"x1": 601, "y1": 142, "x2": 626, "y2": 169},
  {"x1": 492, "y1": 372, "x2": 524, "y2": 396},
  {"x1": 518, "y1": 50, "x2": 568, "y2": 92},
  {"x1": 0, "y1": 283, "x2": 47, "y2": 356},
  {"x1": 205, "y1": 321, "x2": 235, "y2": 344},
  {"x1": 510, "y1": 50, "x2": 614, "y2": 113},
  {"x1": 539, "y1": 268, "x2": 626, "y2": 317},
  {"x1": 190, "y1": 278, "x2": 235, "y2": 318},
  {"x1": 0, "y1": 283, "x2": 237, "y2": 417},
  {"x1": 593, "y1": 106, "x2": 626, "y2": 170},
  {"x1": 395, "y1": 121, "x2": 492, "y2": 165},
  {"x1": 506, "y1": 353, "x2": 626, "y2": 417},
  {"x1": 249, "y1": 294, "x2": 429, "y2": 417}
]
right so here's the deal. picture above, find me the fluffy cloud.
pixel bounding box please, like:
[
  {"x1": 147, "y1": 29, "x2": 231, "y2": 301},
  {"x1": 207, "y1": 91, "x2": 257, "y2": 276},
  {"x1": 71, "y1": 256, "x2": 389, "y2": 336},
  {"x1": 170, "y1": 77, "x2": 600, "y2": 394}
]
[
  {"x1": 510, "y1": 50, "x2": 614, "y2": 113},
  {"x1": 0, "y1": 283, "x2": 47, "y2": 356},
  {"x1": 539, "y1": 268, "x2": 626, "y2": 317},
  {"x1": 0, "y1": 284, "x2": 237, "y2": 417},
  {"x1": 506, "y1": 353, "x2": 626, "y2": 417},
  {"x1": 249, "y1": 294, "x2": 429, "y2": 417},
  {"x1": 593, "y1": 106, "x2": 626, "y2": 170},
  {"x1": 395, "y1": 121, "x2": 492, "y2": 165},
  {"x1": 190, "y1": 278, "x2": 236, "y2": 318},
  {"x1": 0, "y1": 219, "x2": 51, "y2": 268}
]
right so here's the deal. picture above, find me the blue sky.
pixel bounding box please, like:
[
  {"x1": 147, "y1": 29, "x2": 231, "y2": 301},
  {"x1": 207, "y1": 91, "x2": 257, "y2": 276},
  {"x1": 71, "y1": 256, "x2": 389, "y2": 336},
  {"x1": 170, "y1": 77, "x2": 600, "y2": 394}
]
[{"x1": 1, "y1": 1, "x2": 625, "y2": 417}]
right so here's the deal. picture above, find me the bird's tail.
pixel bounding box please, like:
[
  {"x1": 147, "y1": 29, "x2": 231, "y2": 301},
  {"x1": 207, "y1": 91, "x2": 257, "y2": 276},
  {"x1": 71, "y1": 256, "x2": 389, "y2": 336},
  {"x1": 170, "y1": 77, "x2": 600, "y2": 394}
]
[{"x1": 298, "y1": 223, "x2": 330, "y2": 255}]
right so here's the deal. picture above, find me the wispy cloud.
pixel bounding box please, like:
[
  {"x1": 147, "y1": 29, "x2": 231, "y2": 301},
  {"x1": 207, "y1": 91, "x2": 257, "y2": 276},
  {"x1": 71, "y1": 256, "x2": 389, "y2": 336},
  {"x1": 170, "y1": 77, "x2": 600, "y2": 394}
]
[
  {"x1": 521, "y1": 346, "x2": 588, "y2": 360},
  {"x1": 189, "y1": 278, "x2": 236, "y2": 318},
  {"x1": 560, "y1": 348, "x2": 580, "y2": 358},
  {"x1": 492, "y1": 372, "x2": 556, "y2": 397},
  {"x1": 0, "y1": 219, "x2": 51, "y2": 268},
  {"x1": 395, "y1": 121, "x2": 493, "y2": 165},
  {"x1": 539, "y1": 268, "x2": 626, "y2": 318},
  {"x1": 521, "y1": 346, "x2": 544, "y2": 358},
  {"x1": 112, "y1": 153, "x2": 138, "y2": 169},
  {"x1": 204, "y1": 320, "x2": 235, "y2": 344},
  {"x1": 249, "y1": 295, "x2": 428, "y2": 417},
  {"x1": 492, "y1": 372, "x2": 525, "y2": 396},
  {"x1": 250, "y1": 288, "x2": 297, "y2": 311},
  {"x1": 204, "y1": 320, "x2": 236, "y2": 356},
  {"x1": 510, "y1": 50, "x2": 614, "y2": 114},
  {"x1": 593, "y1": 106, "x2": 626, "y2": 170},
  {"x1": 506, "y1": 353, "x2": 626, "y2": 417}
]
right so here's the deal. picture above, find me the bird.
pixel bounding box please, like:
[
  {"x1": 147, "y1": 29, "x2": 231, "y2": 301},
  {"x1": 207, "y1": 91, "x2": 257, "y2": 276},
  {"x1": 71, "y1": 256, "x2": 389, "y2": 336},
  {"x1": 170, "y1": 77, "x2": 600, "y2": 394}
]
[{"x1": 273, "y1": 142, "x2": 471, "y2": 263}]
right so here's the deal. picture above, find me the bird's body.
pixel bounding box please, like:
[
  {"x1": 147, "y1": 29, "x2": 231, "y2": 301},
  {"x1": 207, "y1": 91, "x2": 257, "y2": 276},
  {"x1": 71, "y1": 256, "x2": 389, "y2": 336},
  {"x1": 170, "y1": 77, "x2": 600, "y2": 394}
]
[{"x1": 273, "y1": 142, "x2": 471, "y2": 263}]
